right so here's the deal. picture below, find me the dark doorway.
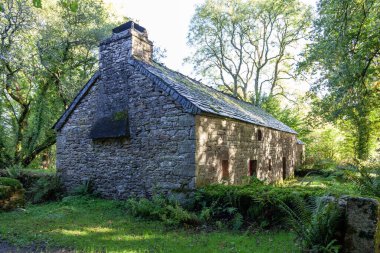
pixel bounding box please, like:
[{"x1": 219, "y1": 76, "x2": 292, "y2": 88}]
[
  {"x1": 282, "y1": 157, "x2": 287, "y2": 179},
  {"x1": 222, "y1": 160, "x2": 229, "y2": 180},
  {"x1": 249, "y1": 160, "x2": 257, "y2": 177}
]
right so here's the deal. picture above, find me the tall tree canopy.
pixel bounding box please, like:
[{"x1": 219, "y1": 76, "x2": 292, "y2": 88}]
[
  {"x1": 187, "y1": 0, "x2": 311, "y2": 105},
  {"x1": 0, "y1": 0, "x2": 113, "y2": 168},
  {"x1": 301, "y1": 0, "x2": 380, "y2": 160}
]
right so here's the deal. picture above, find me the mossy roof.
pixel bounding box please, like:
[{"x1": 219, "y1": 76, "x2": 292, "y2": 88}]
[
  {"x1": 133, "y1": 59, "x2": 297, "y2": 134},
  {"x1": 54, "y1": 59, "x2": 297, "y2": 135}
]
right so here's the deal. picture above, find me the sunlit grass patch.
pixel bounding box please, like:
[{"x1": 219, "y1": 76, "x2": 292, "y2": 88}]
[{"x1": 0, "y1": 196, "x2": 299, "y2": 252}]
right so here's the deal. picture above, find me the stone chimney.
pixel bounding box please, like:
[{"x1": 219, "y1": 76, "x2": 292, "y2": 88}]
[
  {"x1": 99, "y1": 21, "x2": 153, "y2": 67},
  {"x1": 95, "y1": 21, "x2": 153, "y2": 122}
]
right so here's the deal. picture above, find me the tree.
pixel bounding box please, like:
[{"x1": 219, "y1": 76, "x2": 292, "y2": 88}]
[
  {"x1": 301, "y1": 0, "x2": 380, "y2": 160},
  {"x1": 187, "y1": 0, "x2": 311, "y2": 105},
  {"x1": 0, "y1": 0, "x2": 112, "y2": 168},
  {"x1": 261, "y1": 96, "x2": 310, "y2": 141}
]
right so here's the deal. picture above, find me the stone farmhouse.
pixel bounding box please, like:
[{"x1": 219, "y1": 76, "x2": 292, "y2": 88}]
[{"x1": 53, "y1": 22, "x2": 305, "y2": 199}]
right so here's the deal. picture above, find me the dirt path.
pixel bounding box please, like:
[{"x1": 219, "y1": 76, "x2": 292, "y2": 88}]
[
  {"x1": 0, "y1": 241, "x2": 29, "y2": 253},
  {"x1": 0, "y1": 241, "x2": 72, "y2": 253}
]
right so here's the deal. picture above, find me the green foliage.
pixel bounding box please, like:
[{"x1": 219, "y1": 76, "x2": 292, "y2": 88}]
[
  {"x1": 5, "y1": 164, "x2": 23, "y2": 179},
  {"x1": 0, "y1": 0, "x2": 114, "y2": 168},
  {"x1": 1, "y1": 167, "x2": 61, "y2": 204},
  {"x1": 295, "y1": 160, "x2": 380, "y2": 198},
  {"x1": 0, "y1": 177, "x2": 25, "y2": 211},
  {"x1": 352, "y1": 161, "x2": 380, "y2": 197},
  {"x1": 301, "y1": 0, "x2": 380, "y2": 160},
  {"x1": 294, "y1": 122, "x2": 361, "y2": 167},
  {"x1": 126, "y1": 195, "x2": 200, "y2": 227},
  {"x1": 280, "y1": 197, "x2": 342, "y2": 252},
  {"x1": 194, "y1": 178, "x2": 353, "y2": 230},
  {"x1": 0, "y1": 196, "x2": 299, "y2": 252},
  {"x1": 261, "y1": 97, "x2": 310, "y2": 140},
  {"x1": 0, "y1": 177, "x2": 23, "y2": 191},
  {"x1": 32, "y1": 0, "x2": 42, "y2": 8},
  {"x1": 28, "y1": 176, "x2": 63, "y2": 204},
  {"x1": 61, "y1": 0, "x2": 79, "y2": 12},
  {"x1": 71, "y1": 180, "x2": 94, "y2": 196},
  {"x1": 187, "y1": 0, "x2": 311, "y2": 103}
]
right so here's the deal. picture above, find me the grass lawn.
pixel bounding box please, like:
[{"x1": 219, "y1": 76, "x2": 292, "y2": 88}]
[
  {"x1": 282, "y1": 174, "x2": 359, "y2": 196},
  {"x1": 0, "y1": 196, "x2": 299, "y2": 253}
]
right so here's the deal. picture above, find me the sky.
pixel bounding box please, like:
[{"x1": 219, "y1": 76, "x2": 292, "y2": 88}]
[
  {"x1": 103, "y1": 0, "x2": 317, "y2": 96},
  {"x1": 103, "y1": 0, "x2": 204, "y2": 74}
]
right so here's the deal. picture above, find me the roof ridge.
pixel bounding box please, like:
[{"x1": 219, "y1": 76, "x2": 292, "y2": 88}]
[
  {"x1": 151, "y1": 61, "x2": 278, "y2": 120},
  {"x1": 139, "y1": 59, "x2": 296, "y2": 134}
]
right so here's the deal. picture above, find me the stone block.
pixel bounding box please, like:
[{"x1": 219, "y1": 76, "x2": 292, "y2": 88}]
[{"x1": 341, "y1": 196, "x2": 379, "y2": 253}]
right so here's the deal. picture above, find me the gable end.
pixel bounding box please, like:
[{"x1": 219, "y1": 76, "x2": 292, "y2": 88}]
[{"x1": 132, "y1": 60, "x2": 202, "y2": 115}]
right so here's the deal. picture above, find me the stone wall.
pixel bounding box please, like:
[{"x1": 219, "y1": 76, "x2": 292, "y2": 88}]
[
  {"x1": 295, "y1": 143, "x2": 305, "y2": 168},
  {"x1": 195, "y1": 115, "x2": 298, "y2": 186},
  {"x1": 56, "y1": 66, "x2": 196, "y2": 199},
  {"x1": 340, "y1": 196, "x2": 380, "y2": 253},
  {"x1": 56, "y1": 23, "x2": 301, "y2": 198}
]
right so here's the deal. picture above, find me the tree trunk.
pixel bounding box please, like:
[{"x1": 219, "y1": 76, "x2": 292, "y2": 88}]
[{"x1": 356, "y1": 113, "x2": 370, "y2": 160}]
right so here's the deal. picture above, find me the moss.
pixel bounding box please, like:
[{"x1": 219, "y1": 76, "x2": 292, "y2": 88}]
[
  {"x1": 0, "y1": 177, "x2": 23, "y2": 190},
  {"x1": 0, "y1": 177, "x2": 25, "y2": 210},
  {"x1": 112, "y1": 111, "x2": 128, "y2": 121},
  {"x1": 0, "y1": 186, "x2": 12, "y2": 199}
]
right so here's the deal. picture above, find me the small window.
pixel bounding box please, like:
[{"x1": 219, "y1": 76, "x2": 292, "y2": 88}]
[
  {"x1": 282, "y1": 157, "x2": 287, "y2": 179},
  {"x1": 222, "y1": 160, "x2": 229, "y2": 179},
  {"x1": 268, "y1": 159, "x2": 272, "y2": 171},
  {"x1": 249, "y1": 160, "x2": 257, "y2": 177},
  {"x1": 257, "y1": 129, "x2": 263, "y2": 141}
]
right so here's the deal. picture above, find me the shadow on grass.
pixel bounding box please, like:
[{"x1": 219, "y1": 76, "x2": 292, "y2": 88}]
[{"x1": 0, "y1": 196, "x2": 299, "y2": 253}]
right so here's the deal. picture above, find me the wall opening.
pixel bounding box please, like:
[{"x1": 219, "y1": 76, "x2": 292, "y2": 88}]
[
  {"x1": 268, "y1": 159, "x2": 272, "y2": 171},
  {"x1": 249, "y1": 160, "x2": 257, "y2": 177},
  {"x1": 222, "y1": 160, "x2": 229, "y2": 180},
  {"x1": 282, "y1": 157, "x2": 287, "y2": 179},
  {"x1": 257, "y1": 129, "x2": 263, "y2": 141}
]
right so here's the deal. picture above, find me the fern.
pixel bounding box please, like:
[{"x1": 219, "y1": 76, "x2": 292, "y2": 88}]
[
  {"x1": 6, "y1": 164, "x2": 23, "y2": 179},
  {"x1": 29, "y1": 176, "x2": 62, "y2": 203},
  {"x1": 71, "y1": 179, "x2": 94, "y2": 196},
  {"x1": 279, "y1": 196, "x2": 342, "y2": 252},
  {"x1": 353, "y1": 162, "x2": 380, "y2": 197}
]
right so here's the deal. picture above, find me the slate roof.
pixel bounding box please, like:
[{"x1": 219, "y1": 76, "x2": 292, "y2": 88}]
[
  {"x1": 54, "y1": 58, "x2": 297, "y2": 135},
  {"x1": 132, "y1": 59, "x2": 297, "y2": 134},
  {"x1": 296, "y1": 139, "x2": 305, "y2": 145}
]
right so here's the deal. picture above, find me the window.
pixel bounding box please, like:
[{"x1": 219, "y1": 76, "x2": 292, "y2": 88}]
[
  {"x1": 222, "y1": 160, "x2": 229, "y2": 180},
  {"x1": 268, "y1": 159, "x2": 272, "y2": 171},
  {"x1": 257, "y1": 129, "x2": 263, "y2": 141},
  {"x1": 249, "y1": 160, "x2": 257, "y2": 177},
  {"x1": 282, "y1": 157, "x2": 287, "y2": 179}
]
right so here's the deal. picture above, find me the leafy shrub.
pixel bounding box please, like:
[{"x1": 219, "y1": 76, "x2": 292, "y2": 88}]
[
  {"x1": 126, "y1": 195, "x2": 200, "y2": 227},
  {"x1": 296, "y1": 159, "x2": 338, "y2": 177},
  {"x1": 0, "y1": 177, "x2": 25, "y2": 211},
  {"x1": 5, "y1": 164, "x2": 23, "y2": 179},
  {"x1": 28, "y1": 176, "x2": 63, "y2": 203},
  {"x1": 71, "y1": 179, "x2": 94, "y2": 196},
  {"x1": 352, "y1": 162, "x2": 380, "y2": 197},
  {"x1": 194, "y1": 180, "x2": 345, "y2": 229},
  {"x1": 280, "y1": 197, "x2": 342, "y2": 252}
]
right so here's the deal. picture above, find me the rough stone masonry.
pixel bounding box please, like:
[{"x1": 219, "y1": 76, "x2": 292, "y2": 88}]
[{"x1": 54, "y1": 21, "x2": 304, "y2": 198}]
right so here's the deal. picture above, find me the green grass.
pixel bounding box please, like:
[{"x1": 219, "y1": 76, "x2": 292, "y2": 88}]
[
  {"x1": 21, "y1": 168, "x2": 56, "y2": 175},
  {"x1": 282, "y1": 175, "x2": 359, "y2": 196},
  {"x1": 0, "y1": 196, "x2": 299, "y2": 253}
]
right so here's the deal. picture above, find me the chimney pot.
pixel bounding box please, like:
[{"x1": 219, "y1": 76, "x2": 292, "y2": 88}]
[{"x1": 112, "y1": 21, "x2": 147, "y2": 34}]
